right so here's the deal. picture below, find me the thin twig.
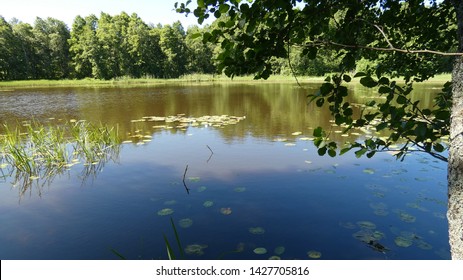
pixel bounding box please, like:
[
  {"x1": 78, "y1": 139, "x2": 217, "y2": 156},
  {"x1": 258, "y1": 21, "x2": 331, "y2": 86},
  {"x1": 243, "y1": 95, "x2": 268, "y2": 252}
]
[
  {"x1": 182, "y1": 164, "x2": 190, "y2": 194},
  {"x1": 286, "y1": 25, "x2": 302, "y2": 87},
  {"x1": 373, "y1": 24, "x2": 394, "y2": 49}
]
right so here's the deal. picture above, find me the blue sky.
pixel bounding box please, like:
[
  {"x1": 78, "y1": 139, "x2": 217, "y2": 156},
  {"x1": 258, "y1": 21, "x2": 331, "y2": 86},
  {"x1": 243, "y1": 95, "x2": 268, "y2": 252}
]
[{"x1": 0, "y1": 0, "x2": 208, "y2": 28}]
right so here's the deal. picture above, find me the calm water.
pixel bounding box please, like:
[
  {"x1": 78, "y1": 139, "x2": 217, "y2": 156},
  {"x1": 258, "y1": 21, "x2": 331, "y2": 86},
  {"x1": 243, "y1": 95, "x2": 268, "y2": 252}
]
[{"x1": 0, "y1": 82, "x2": 450, "y2": 259}]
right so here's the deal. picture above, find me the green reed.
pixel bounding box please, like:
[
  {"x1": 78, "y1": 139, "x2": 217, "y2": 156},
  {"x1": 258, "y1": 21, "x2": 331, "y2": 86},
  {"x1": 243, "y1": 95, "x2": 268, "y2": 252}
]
[{"x1": 0, "y1": 120, "x2": 122, "y2": 196}]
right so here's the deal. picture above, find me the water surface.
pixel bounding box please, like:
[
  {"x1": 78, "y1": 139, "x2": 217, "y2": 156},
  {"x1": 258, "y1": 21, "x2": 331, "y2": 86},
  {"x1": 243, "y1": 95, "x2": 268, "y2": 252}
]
[{"x1": 0, "y1": 82, "x2": 450, "y2": 259}]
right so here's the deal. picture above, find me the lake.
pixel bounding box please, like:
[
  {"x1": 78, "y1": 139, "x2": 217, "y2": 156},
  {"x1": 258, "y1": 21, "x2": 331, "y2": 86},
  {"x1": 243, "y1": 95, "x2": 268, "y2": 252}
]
[{"x1": 0, "y1": 81, "x2": 450, "y2": 259}]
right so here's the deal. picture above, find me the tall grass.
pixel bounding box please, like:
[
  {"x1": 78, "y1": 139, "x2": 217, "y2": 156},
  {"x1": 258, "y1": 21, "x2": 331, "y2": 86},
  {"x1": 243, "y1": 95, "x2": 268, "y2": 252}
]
[{"x1": 0, "y1": 120, "x2": 121, "y2": 197}]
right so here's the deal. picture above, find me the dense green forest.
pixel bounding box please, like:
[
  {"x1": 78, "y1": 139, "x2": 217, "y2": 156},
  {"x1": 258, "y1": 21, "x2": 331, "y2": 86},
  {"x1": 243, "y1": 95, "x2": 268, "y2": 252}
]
[{"x1": 0, "y1": 11, "x2": 454, "y2": 81}]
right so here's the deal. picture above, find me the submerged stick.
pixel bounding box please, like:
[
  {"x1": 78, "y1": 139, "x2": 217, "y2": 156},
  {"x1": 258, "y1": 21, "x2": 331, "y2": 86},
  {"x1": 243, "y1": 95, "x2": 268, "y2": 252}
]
[
  {"x1": 182, "y1": 164, "x2": 190, "y2": 194},
  {"x1": 206, "y1": 145, "x2": 214, "y2": 163}
]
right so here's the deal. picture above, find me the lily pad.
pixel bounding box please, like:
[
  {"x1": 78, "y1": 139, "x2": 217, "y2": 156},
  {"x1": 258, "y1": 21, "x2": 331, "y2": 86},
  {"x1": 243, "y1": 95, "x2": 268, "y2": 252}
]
[
  {"x1": 253, "y1": 247, "x2": 268, "y2": 255},
  {"x1": 363, "y1": 168, "x2": 375, "y2": 174},
  {"x1": 398, "y1": 212, "x2": 416, "y2": 223},
  {"x1": 249, "y1": 227, "x2": 266, "y2": 235},
  {"x1": 292, "y1": 131, "x2": 302, "y2": 136},
  {"x1": 197, "y1": 186, "x2": 207, "y2": 192},
  {"x1": 164, "y1": 200, "x2": 177, "y2": 205},
  {"x1": 268, "y1": 255, "x2": 281, "y2": 260},
  {"x1": 274, "y1": 246, "x2": 285, "y2": 255},
  {"x1": 203, "y1": 201, "x2": 214, "y2": 207},
  {"x1": 416, "y1": 240, "x2": 433, "y2": 250},
  {"x1": 185, "y1": 244, "x2": 208, "y2": 255},
  {"x1": 178, "y1": 218, "x2": 193, "y2": 228},
  {"x1": 357, "y1": 221, "x2": 376, "y2": 230},
  {"x1": 394, "y1": 236, "x2": 413, "y2": 247},
  {"x1": 188, "y1": 177, "x2": 201, "y2": 182},
  {"x1": 157, "y1": 208, "x2": 174, "y2": 216},
  {"x1": 220, "y1": 207, "x2": 232, "y2": 215},
  {"x1": 307, "y1": 250, "x2": 322, "y2": 259}
]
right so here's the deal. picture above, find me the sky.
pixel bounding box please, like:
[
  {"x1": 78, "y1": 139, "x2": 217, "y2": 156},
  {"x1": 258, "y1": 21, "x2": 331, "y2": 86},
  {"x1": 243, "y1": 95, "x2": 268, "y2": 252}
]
[{"x1": 0, "y1": 0, "x2": 209, "y2": 28}]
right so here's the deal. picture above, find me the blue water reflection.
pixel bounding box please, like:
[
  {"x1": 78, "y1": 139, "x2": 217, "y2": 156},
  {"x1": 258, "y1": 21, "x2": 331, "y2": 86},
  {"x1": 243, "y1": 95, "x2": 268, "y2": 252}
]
[{"x1": 0, "y1": 124, "x2": 449, "y2": 259}]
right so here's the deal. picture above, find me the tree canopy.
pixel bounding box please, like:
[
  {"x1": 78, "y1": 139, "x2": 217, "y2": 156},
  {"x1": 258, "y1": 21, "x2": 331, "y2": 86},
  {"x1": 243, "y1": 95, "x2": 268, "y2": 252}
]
[{"x1": 175, "y1": 0, "x2": 457, "y2": 162}]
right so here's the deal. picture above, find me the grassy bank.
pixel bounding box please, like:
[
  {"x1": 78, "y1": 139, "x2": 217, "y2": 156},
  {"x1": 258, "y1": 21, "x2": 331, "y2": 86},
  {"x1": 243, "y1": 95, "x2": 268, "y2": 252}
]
[{"x1": 0, "y1": 73, "x2": 451, "y2": 89}]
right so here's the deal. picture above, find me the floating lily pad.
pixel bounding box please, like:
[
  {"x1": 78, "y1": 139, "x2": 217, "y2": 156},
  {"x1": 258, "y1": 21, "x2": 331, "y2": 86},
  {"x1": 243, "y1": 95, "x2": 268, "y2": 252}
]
[
  {"x1": 253, "y1": 247, "x2": 267, "y2": 255},
  {"x1": 292, "y1": 131, "x2": 302, "y2": 136},
  {"x1": 307, "y1": 250, "x2": 322, "y2": 259},
  {"x1": 398, "y1": 212, "x2": 416, "y2": 223},
  {"x1": 363, "y1": 168, "x2": 375, "y2": 174},
  {"x1": 197, "y1": 186, "x2": 207, "y2": 192},
  {"x1": 353, "y1": 230, "x2": 376, "y2": 243},
  {"x1": 249, "y1": 227, "x2": 266, "y2": 235},
  {"x1": 157, "y1": 208, "x2": 174, "y2": 216},
  {"x1": 268, "y1": 255, "x2": 281, "y2": 260},
  {"x1": 274, "y1": 246, "x2": 285, "y2": 255},
  {"x1": 220, "y1": 207, "x2": 232, "y2": 215},
  {"x1": 185, "y1": 244, "x2": 208, "y2": 255},
  {"x1": 357, "y1": 221, "x2": 376, "y2": 230},
  {"x1": 188, "y1": 177, "x2": 201, "y2": 182},
  {"x1": 284, "y1": 143, "x2": 296, "y2": 147},
  {"x1": 394, "y1": 236, "x2": 413, "y2": 247},
  {"x1": 416, "y1": 240, "x2": 433, "y2": 250},
  {"x1": 234, "y1": 187, "x2": 246, "y2": 192},
  {"x1": 203, "y1": 201, "x2": 214, "y2": 207},
  {"x1": 178, "y1": 218, "x2": 193, "y2": 228},
  {"x1": 164, "y1": 200, "x2": 177, "y2": 205}
]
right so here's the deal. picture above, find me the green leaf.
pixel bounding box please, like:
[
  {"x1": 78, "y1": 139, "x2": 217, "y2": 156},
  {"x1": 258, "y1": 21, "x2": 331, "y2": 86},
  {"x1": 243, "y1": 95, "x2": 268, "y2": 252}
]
[
  {"x1": 433, "y1": 143, "x2": 445, "y2": 153},
  {"x1": 340, "y1": 147, "x2": 352, "y2": 155},
  {"x1": 354, "y1": 72, "x2": 367, "y2": 78},
  {"x1": 318, "y1": 147, "x2": 327, "y2": 156},
  {"x1": 316, "y1": 98, "x2": 325, "y2": 107},
  {"x1": 378, "y1": 86, "x2": 391, "y2": 94},
  {"x1": 396, "y1": 95, "x2": 408, "y2": 105},
  {"x1": 366, "y1": 151, "x2": 376, "y2": 158},
  {"x1": 219, "y1": 4, "x2": 230, "y2": 13},
  {"x1": 189, "y1": 33, "x2": 202, "y2": 39},
  {"x1": 328, "y1": 149, "x2": 336, "y2": 157},
  {"x1": 376, "y1": 122, "x2": 389, "y2": 132},
  {"x1": 313, "y1": 127, "x2": 323, "y2": 137},
  {"x1": 360, "y1": 76, "x2": 378, "y2": 88},
  {"x1": 343, "y1": 74, "x2": 352, "y2": 82},
  {"x1": 378, "y1": 77, "x2": 390, "y2": 85},
  {"x1": 355, "y1": 148, "x2": 367, "y2": 158}
]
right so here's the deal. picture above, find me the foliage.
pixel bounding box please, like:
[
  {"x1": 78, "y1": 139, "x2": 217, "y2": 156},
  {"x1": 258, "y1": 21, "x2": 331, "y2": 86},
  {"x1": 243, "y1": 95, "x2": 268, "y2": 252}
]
[{"x1": 176, "y1": 0, "x2": 458, "y2": 162}]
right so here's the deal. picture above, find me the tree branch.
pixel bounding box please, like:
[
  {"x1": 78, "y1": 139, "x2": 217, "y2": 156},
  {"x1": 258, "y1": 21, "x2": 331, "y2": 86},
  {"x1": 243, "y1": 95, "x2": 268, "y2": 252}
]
[{"x1": 304, "y1": 40, "x2": 463, "y2": 56}]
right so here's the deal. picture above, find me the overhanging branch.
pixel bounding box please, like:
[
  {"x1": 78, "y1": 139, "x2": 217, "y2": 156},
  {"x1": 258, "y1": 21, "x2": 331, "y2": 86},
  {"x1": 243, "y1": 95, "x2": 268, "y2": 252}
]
[{"x1": 305, "y1": 40, "x2": 463, "y2": 56}]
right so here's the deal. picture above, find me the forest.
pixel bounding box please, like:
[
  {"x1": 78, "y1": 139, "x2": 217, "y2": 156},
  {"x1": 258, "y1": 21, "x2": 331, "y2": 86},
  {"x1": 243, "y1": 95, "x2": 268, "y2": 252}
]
[{"x1": 0, "y1": 11, "x2": 454, "y2": 81}]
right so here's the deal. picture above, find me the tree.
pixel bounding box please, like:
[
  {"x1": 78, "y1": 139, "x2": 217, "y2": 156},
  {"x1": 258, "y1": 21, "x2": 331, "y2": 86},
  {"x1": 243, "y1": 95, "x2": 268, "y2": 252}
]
[
  {"x1": 177, "y1": 0, "x2": 463, "y2": 259},
  {"x1": 32, "y1": 17, "x2": 71, "y2": 79},
  {"x1": 0, "y1": 17, "x2": 18, "y2": 80},
  {"x1": 159, "y1": 21, "x2": 189, "y2": 78},
  {"x1": 69, "y1": 15, "x2": 100, "y2": 79},
  {"x1": 185, "y1": 25, "x2": 217, "y2": 74}
]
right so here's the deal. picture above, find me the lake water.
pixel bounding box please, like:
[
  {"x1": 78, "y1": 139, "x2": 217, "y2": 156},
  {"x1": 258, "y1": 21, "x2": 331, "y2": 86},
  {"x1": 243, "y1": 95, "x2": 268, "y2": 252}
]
[{"x1": 0, "y1": 82, "x2": 450, "y2": 259}]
